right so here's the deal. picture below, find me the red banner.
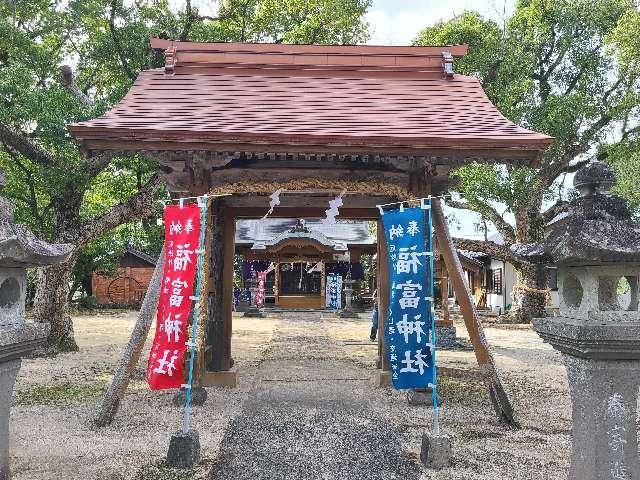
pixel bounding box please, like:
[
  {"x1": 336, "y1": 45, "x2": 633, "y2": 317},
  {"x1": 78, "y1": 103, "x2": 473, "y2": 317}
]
[
  {"x1": 147, "y1": 204, "x2": 201, "y2": 390},
  {"x1": 255, "y1": 271, "x2": 266, "y2": 308}
]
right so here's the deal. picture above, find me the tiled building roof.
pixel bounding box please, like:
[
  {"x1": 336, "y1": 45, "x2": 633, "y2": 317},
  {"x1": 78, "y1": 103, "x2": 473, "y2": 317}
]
[
  {"x1": 235, "y1": 219, "x2": 375, "y2": 247},
  {"x1": 69, "y1": 39, "x2": 552, "y2": 160}
]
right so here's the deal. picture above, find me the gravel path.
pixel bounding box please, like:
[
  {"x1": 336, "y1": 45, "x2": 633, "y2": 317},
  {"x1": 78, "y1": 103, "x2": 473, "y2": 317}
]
[
  {"x1": 10, "y1": 311, "x2": 574, "y2": 479},
  {"x1": 209, "y1": 312, "x2": 421, "y2": 480}
]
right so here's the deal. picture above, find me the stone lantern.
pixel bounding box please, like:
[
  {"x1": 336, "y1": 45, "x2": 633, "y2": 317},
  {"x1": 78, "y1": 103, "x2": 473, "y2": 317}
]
[
  {"x1": 0, "y1": 171, "x2": 72, "y2": 480},
  {"x1": 519, "y1": 161, "x2": 640, "y2": 480},
  {"x1": 340, "y1": 275, "x2": 358, "y2": 318}
]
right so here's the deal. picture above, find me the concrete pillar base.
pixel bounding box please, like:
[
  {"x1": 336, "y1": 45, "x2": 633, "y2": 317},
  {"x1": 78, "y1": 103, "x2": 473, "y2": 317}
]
[
  {"x1": 420, "y1": 432, "x2": 452, "y2": 469},
  {"x1": 167, "y1": 429, "x2": 201, "y2": 468},
  {"x1": 172, "y1": 386, "x2": 208, "y2": 407},
  {"x1": 201, "y1": 370, "x2": 237, "y2": 388},
  {"x1": 374, "y1": 369, "x2": 391, "y2": 387},
  {"x1": 407, "y1": 387, "x2": 442, "y2": 406}
]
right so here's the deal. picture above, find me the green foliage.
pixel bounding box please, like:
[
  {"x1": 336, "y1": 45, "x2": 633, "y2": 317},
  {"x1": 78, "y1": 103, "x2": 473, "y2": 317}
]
[
  {"x1": 196, "y1": 0, "x2": 370, "y2": 43},
  {"x1": 414, "y1": 0, "x2": 640, "y2": 239},
  {"x1": 452, "y1": 163, "x2": 549, "y2": 222},
  {"x1": 1, "y1": 0, "x2": 371, "y2": 306},
  {"x1": 413, "y1": 11, "x2": 502, "y2": 82},
  {"x1": 605, "y1": 140, "x2": 640, "y2": 213},
  {"x1": 78, "y1": 295, "x2": 99, "y2": 310}
]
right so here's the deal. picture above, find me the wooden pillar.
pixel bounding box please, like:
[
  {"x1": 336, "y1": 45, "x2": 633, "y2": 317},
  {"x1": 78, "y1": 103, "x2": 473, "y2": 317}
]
[
  {"x1": 440, "y1": 264, "x2": 452, "y2": 327},
  {"x1": 194, "y1": 213, "x2": 213, "y2": 385},
  {"x1": 432, "y1": 198, "x2": 517, "y2": 426},
  {"x1": 222, "y1": 207, "x2": 235, "y2": 364},
  {"x1": 320, "y1": 261, "x2": 326, "y2": 307},
  {"x1": 274, "y1": 260, "x2": 280, "y2": 306},
  {"x1": 205, "y1": 200, "x2": 234, "y2": 373},
  {"x1": 376, "y1": 218, "x2": 391, "y2": 385}
]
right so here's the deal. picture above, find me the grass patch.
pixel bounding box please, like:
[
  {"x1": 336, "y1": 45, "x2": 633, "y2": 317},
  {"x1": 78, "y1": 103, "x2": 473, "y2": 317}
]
[
  {"x1": 438, "y1": 375, "x2": 487, "y2": 406},
  {"x1": 15, "y1": 383, "x2": 104, "y2": 406}
]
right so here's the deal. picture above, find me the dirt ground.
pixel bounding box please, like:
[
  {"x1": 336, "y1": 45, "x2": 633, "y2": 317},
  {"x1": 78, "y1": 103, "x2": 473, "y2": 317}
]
[{"x1": 9, "y1": 310, "x2": 574, "y2": 479}]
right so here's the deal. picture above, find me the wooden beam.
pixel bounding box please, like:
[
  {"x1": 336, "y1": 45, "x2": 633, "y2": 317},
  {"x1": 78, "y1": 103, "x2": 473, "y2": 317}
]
[
  {"x1": 226, "y1": 206, "x2": 381, "y2": 220},
  {"x1": 431, "y1": 198, "x2": 518, "y2": 427},
  {"x1": 80, "y1": 138, "x2": 543, "y2": 165},
  {"x1": 221, "y1": 193, "x2": 398, "y2": 210}
]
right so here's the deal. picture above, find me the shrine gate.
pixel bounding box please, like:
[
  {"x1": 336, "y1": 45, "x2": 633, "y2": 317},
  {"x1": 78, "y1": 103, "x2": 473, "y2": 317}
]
[{"x1": 68, "y1": 39, "x2": 551, "y2": 423}]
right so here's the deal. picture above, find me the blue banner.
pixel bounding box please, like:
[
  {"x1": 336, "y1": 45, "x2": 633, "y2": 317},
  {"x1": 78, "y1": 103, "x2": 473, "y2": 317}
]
[
  {"x1": 381, "y1": 206, "x2": 435, "y2": 390},
  {"x1": 326, "y1": 273, "x2": 342, "y2": 309}
]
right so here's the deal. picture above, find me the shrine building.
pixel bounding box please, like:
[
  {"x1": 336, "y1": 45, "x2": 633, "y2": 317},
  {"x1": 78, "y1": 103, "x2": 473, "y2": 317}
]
[
  {"x1": 235, "y1": 217, "x2": 486, "y2": 314},
  {"x1": 235, "y1": 218, "x2": 376, "y2": 309}
]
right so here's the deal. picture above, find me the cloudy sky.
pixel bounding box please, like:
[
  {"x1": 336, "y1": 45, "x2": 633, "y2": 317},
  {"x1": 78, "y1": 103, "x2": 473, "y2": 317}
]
[{"x1": 366, "y1": 0, "x2": 514, "y2": 45}]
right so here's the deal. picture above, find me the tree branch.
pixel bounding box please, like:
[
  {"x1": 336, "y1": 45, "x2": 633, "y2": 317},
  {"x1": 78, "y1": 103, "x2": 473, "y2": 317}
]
[
  {"x1": 109, "y1": 0, "x2": 136, "y2": 82},
  {"x1": 67, "y1": 174, "x2": 164, "y2": 245},
  {"x1": 563, "y1": 63, "x2": 588, "y2": 96},
  {"x1": 180, "y1": 0, "x2": 236, "y2": 41},
  {"x1": 561, "y1": 158, "x2": 591, "y2": 175},
  {"x1": 622, "y1": 123, "x2": 640, "y2": 141},
  {"x1": 446, "y1": 199, "x2": 516, "y2": 244},
  {"x1": 84, "y1": 152, "x2": 114, "y2": 178},
  {"x1": 0, "y1": 122, "x2": 56, "y2": 166},
  {"x1": 542, "y1": 199, "x2": 570, "y2": 224},
  {"x1": 60, "y1": 65, "x2": 93, "y2": 108},
  {"x1": 452, "y1": 237, "x2": 524, "y2": 267},
  {"x1": 3, "y1": 147, "x2": 46, "y2": 230}
]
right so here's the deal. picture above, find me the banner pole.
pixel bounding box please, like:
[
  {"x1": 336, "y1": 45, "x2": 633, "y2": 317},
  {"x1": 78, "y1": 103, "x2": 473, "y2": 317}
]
[
  {"x1": 428, "y1": 197, "x2": 440, "y2": 435},
  {"x1": 182, "y1": 195, "x2": 208, "y2": 435}
]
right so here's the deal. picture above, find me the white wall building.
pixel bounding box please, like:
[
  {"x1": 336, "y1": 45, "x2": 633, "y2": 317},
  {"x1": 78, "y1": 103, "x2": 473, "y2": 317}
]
[{"x1": 467, "y1": 233, "x2": 560, "y2": 314}]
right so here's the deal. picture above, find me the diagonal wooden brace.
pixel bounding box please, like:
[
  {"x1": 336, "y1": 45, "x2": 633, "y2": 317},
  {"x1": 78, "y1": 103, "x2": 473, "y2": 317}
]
[{"x1": 431, "y1": 198, "x2": 519, "y2": 427}]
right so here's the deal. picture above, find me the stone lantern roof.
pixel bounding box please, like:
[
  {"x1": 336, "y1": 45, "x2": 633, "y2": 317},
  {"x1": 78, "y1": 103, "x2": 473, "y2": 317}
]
[
  {"x1": 0, "y1": 171, "x2": 73, "y2": 267},
  {"x1": 517, "y1": 161, "x2": 640, "y2": 266}
]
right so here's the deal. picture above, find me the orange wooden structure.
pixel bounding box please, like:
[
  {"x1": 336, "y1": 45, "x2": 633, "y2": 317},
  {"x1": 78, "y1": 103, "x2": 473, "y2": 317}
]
[
  {"x1": 68, "y1": 39, "x2": 550, "y2": 421},
  {"x1": 92, "y1": 246, "x2": 156, "y2": 307}
]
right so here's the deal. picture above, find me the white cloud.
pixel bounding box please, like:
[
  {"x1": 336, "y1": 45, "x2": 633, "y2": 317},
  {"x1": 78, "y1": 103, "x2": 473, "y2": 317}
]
[{"x1": 366, "y1": 0, "x2": 515, "y2": 45}]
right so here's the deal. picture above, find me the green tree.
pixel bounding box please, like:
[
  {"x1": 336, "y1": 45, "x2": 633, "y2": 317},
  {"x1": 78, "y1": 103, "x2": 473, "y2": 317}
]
[
  {"x1": 414, "y1": 1, "x2": 640, "y2": 322},
  {"x1": 0, "y1": 0, "x2": 370, "y2": 352}
]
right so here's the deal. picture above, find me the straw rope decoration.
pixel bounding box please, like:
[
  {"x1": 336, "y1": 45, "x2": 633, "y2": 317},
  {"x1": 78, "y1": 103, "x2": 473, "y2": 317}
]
[{"x1": 207, "y1": 178, "x2": 413, "y2": 200}]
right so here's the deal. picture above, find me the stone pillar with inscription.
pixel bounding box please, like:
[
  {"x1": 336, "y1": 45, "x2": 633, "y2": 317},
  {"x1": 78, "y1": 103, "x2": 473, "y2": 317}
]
[
  {"x1": 517, "y1": 161, "x2": 640, "y2": 480},
  {"x1": 0, "y1": 171, "x2": 72, "y2": 480}
]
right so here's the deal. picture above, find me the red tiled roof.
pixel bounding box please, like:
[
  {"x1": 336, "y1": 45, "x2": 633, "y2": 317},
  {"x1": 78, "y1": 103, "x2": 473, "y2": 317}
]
[{"x1": 69, "y1": 39, "x2": 552, "y2": 159}]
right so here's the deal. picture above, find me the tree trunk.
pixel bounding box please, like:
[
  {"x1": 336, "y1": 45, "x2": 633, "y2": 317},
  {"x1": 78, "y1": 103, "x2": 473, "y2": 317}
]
[
  {"x1": 505, "y1": 265, "x2": 547, "y2": 324},
  {"x1": 32, "y1": 258, "x2": 78, "y2": 353},
  {"x1": 94, "y1": 247, "x2": 164, "y2": 427}
]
